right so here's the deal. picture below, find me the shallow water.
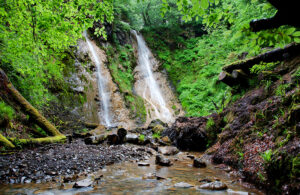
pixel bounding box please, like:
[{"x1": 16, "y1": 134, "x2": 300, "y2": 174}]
[{"x1": 0, "y1": 152, "x2": 263, "y2": 195}]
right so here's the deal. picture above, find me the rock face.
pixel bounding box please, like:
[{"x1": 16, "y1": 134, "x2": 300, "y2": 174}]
[
  {"x1": 155, "y1": 155, "x2": 172, "y2": 166},
  {"x1": 198, "y1": 181, "x2": 228, "y2": 191},
  {"x1": 162, "y1": 117, "x2": 208, "y2": 151},
  {"x1": 193, "y1": 158, "x2": 207, "y2": 168}
]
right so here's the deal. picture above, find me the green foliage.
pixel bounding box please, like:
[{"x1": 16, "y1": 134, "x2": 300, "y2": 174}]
[
  {"x1": 291, "y1": 156, "x2": 300, "y2": 178},
  {"x1": 142, "y1": 0, "x2": 296, "y2": 117},
  {"x1": 261, "y1": 149, "x2": 273, "y2": 163},
  {"x1": 0, "y1": 0, "x2": 113, "y2": 107},
  {"x1": 139, "y1": 134, "x2": 145, "y2": 142},
  {"x1": 250, "y1": 61, "x2": 280, "y2": 74},
  {"x1": 152, "y1": 132, "x2": 161, "y2": 139},
  {"x1": 205, "y1": 118, "x2": 217, "y2": 146},
  {"x1": 0, "y1": 101, "x2": 15, "y2": 121}
]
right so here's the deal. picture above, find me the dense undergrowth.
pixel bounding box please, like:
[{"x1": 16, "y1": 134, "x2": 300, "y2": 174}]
[{"x1": 141, "y1": 0, "x2": 299, "y2": 116}]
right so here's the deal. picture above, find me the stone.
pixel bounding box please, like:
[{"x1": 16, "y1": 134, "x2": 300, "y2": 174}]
[
  {"x1": 187, "y1": 155, "x2": 195, "y2": 159},
  {"x1": 126, "y1": 134, "x2": 139, "y2": 144},
  {"x1": 155, "y1": 155, "x2": 172, "y2": 166},
  {"x1": 73, "y1": 178, "x2": 94, "y2": 188},
  {"x1": 152, "y1": 124, "x2": 165, "y2": 134},
  {"x1": 174, "y1": 182, "x2": 194, "y2": 188},
  {"x1": 198, "y1": 178, "x2": 213, "y2": 183},
  {"x1": 162, "y1": 136, "x2": 171, "y2": 143},
  {"x1": 148, "y1": 119, "x2": 167, "y2": 129},
  {"x1": 193, "y1": 158, "x2": 207, "y2": 168},
  {"x1": 158, "y1": 146, "x2": 179, "y2": 156},
  {"x1": 198, "y1": 181, "x2": 228, "y2": 190},
  {"x1": 138, "y1": 162, "x2": 150, "y2": 166}
]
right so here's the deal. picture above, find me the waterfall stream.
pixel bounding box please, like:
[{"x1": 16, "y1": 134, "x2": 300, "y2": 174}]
[
  {"x1": 132, "y1": 30, "x2": 173, "y2": 123},
  {"x1": 84, "y1": 31, "x2": 112, "y2": 127}
]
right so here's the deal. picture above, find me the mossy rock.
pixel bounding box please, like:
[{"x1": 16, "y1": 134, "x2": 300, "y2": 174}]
[{"x1": 152, "y1": 124, "x2": 165, "y2": 134}]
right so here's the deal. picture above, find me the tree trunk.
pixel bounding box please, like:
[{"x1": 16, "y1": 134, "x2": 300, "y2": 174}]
[
  {"x1": 222, "y1": 43, "x2": 300, "y2": 74},
  {"x1": 218, "y1": 71, "x2": 236, "y2": 87},
  {"x1": 8, "y1": 136, "x2": 66, "y2": 146},
  {"x1": 0, "y1": 68, "x2": 64, "y2": 137},
  {"x1": 0, "y1": 133, "x2": 15, "y2": 148}
]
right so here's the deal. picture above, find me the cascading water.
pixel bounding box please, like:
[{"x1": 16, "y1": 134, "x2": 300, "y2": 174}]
[
  {"x1": 84, "y1": 31, "x2": 112, "y2": 127},
  {"x1": 132, "y1": 30, "x2": 172, "y2": 122}
]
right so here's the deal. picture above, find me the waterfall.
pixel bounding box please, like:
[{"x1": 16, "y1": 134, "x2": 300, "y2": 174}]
[
  {"x1": 84, "y1": 31, "x2": 112, "y2": 127},
  {"x1": 132, "y1": 30, "x2": 172, "y2": 122}
]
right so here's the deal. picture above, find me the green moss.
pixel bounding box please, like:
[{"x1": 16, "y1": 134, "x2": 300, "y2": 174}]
[
  {"x1": 205, "y1": 118, "x2": 218, "y2": 147},
  {"x1": 0, "y1": 101, "x2": 15, "y2": 121}
]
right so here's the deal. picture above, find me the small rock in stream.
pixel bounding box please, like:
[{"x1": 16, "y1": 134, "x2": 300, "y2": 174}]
[
  {"x1": 174, "y1": 182, "x2": 194, "y2": 188},
  {"x1": 155, "y1": 155, "x2": 172, "y2": 166},
  {"x1": 138, "y1": 162, "x2": 150, "y2": 166},
  {"x1": 197, "y1": 181, "x2": 228, "y2": 191},
  {"x1": 73, "y1": 178, "x2": 94, "y2": 188},
  {"x1": 193, "y1": 158, "x2": 207, "y2": 168}
]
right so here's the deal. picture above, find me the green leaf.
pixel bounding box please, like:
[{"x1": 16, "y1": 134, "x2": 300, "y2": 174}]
[{"x1": 201, "y1": 0, "x2": 209, "y2": 9}]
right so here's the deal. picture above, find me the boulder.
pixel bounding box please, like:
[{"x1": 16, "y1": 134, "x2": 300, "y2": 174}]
[
  {"x1": 198, "y1": 181, "x2": 227, "y2": 191},
  {"x1": 155, "y1": 155, "x2": 172, "y2": 166},
  {"x1": 162, "y1": 117, "x2": 207, "y2": 151},
  {"x1": 193, "y1": 158, "x2": 207, "y2": 168},
  {"x1": 158, "y1": 146, "x2": 179, "y2": 156},
  {"x1": 152, "y1": 124, "x2": 165, "y2": 134},
  {"x1": 148, "y1": 119, "x2": 167, "y2": 129}
]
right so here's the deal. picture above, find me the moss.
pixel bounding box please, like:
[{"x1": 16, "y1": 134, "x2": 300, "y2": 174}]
[
  {"x1": 9, "y1": 135, "x2": 66, "y2": 146},
  {"x1": 0, "y1": 133, "x2": 15, "y2": 148},
  {"x1": 205, "y1": 118, "x2": 218, "y2": 147},
  {"x1": 152, "y1": 124, "x2": 164, "y2": 134}
]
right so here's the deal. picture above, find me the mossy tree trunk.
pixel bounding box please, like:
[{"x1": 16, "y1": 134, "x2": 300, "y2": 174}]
[
  {"x1": 0, "y1": 133, "x2": 15, "y2": 148},
  {"x1": 0, "y1": 68, "x2": 65, "y2": 148}
]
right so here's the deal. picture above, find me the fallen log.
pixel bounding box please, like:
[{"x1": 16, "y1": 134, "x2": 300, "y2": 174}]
[
  {"x1": 0, "y1": 69, "x2": 64, "y2": 137},
  {"x1": 223, "y1": 43, "x2": 300, "y2": 74},
  {"x1": 84, "y1": 128, "x2": 127, "y2": 145},
  {"x1": 232, "y1": 69, "x2": 248, "y2": 86},
  {"x1": 0, "y1": 133, "x2": 15, "y2": 148},
  {"x1": 8, "y1": 136, "x2": 66, "y2": 146},
  {"x1": 218, "y1": 71, "x2": 236, "y2": 87}
]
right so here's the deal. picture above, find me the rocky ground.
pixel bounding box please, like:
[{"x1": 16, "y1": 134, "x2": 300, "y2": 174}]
[{"x1": 0, "y1": 139, "x2": 150, "y2": 184}]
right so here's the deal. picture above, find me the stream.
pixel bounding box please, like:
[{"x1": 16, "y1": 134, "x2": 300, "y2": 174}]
[{"x1": 0, "y1": 151, "x2": 263, "y2": 195}]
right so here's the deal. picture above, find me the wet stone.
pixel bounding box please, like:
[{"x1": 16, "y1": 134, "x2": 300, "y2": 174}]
[
  {"x1": 193, "y1": 158, "x2": 207, "y2": 168},
  {"x1": 73, "y1": 178, "x2": 94, "y2": 188},
  {"x1": 158, "y1": 146, "x2": 179, "y2": 156},
  {"x1": 138, "y1": 162, "x2": 150, "y2": 166},
  {"x1": 198, "y1": 181, "x2": 228, "y2": 191},
  {"x1": 155, "y1": 155, "x2": 172, "y2": 166},
  {"x1": 174, "y1": 182, "x2": 194, "y2": 188}
]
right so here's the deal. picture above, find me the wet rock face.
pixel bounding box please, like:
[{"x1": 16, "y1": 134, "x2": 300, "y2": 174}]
[{"x1": 162, "y1": 117, "x2": 208, "y2": 151}]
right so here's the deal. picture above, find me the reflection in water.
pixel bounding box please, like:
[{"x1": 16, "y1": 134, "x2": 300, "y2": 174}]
[{"x1": 0, "y1": 152, "x2": 263, "y2": 195}]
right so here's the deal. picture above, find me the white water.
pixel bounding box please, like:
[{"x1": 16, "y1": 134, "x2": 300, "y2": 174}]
[
  {"x1": 133, "y1": 30, "x2": 172, "y2": 122},
  {"x1": 84, "y1": 31, "x2": 112, "y2": 127}
]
